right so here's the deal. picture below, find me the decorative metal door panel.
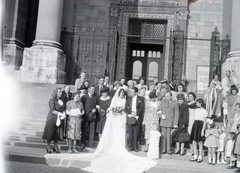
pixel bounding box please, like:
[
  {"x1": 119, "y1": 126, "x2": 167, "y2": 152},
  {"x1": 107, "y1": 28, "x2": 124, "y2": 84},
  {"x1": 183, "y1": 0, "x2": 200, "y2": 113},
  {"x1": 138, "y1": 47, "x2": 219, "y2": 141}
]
[{"x1": 72, "y1": 27, "x2": 117, "y2": 84}]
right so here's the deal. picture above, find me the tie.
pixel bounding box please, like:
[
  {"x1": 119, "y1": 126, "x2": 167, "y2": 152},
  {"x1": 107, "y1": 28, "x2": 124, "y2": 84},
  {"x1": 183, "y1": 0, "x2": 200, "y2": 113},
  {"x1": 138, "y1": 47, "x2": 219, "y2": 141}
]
[
  {"x1": 229, "y1": 77, "x2": 233, "y2": 86},
  {"x1": 212, "y1": 89, "x2": 215, "y2": 102}
]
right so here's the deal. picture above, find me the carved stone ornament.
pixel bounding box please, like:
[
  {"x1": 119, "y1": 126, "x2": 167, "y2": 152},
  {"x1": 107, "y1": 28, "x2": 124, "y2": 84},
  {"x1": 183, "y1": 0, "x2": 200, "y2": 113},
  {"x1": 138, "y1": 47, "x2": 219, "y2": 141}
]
[{"x1": 110, "y1": 7, "x2": 119, "y2": 17}]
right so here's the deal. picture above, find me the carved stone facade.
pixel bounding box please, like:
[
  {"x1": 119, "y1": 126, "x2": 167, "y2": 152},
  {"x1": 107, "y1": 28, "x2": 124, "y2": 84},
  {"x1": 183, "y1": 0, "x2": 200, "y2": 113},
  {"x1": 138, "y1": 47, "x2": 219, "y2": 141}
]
[{"x1": 3, "y1": 0, "x2": 232, "y2": 90}]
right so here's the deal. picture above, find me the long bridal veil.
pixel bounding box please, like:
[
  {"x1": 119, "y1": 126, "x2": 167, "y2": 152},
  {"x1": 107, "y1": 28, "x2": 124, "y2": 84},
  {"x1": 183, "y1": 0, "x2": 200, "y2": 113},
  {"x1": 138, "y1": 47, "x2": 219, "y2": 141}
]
[{"x1": 45, "y1": 87, "x2": 157, "y2": 173}]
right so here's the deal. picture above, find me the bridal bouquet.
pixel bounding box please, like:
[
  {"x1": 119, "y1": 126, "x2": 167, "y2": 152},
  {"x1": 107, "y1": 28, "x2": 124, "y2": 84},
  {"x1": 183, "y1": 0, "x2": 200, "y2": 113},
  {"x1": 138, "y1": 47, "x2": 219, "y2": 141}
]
[{"x1": 112, "y1": 107, "x2": 123, "y2": 114}]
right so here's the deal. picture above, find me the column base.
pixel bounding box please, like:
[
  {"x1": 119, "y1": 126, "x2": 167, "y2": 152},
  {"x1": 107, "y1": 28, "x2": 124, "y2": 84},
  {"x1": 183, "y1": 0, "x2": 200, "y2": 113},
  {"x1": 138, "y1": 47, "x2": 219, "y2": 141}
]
[
  {"x1": 19, "y1": 46, "x2": 66, "y2": 84},
  {"x1": 3, "y1": 42, "x2": 24, "y2": 71},
  {"x1": 222, "y1": 51, "x2": 240, "y2": 84}
]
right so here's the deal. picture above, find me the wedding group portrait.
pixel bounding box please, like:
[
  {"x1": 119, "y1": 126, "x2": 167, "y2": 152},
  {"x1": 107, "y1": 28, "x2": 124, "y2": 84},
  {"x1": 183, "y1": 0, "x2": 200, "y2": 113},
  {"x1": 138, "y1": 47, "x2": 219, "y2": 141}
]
[{"x1": 2, "y1": 0, "x2": 240, "y2": 173}]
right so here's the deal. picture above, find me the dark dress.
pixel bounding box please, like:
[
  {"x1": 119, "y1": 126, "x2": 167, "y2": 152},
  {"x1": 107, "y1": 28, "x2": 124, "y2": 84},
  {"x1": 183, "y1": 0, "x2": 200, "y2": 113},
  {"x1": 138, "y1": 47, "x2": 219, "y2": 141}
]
[
  {"x1": 172, "y1": 103, "x2": 189, "y2": 142},
  {"x1": 96, "y1": 96, "x2": 111, "y2": 134},
  {"x1": 42, "y1": 98, "x2": 65, "y2": 141}
]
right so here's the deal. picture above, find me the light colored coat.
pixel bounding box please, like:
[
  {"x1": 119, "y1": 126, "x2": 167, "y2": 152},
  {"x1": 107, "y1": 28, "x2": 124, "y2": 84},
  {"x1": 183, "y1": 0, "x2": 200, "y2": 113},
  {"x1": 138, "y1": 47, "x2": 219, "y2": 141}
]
[{"x1": 159, "y1": 100, "x2": 179, "y2": 128}]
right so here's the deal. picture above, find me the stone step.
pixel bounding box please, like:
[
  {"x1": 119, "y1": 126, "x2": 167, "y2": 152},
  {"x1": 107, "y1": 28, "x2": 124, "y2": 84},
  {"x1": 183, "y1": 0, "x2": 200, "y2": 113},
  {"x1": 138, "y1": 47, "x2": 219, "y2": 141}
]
[
  {"x1": 10, "y1": 129, "x2": 40, "y2": 136},
  {"x1": 19, "y1": 124, "x2": 44, "y2": 131},
  {"x1": 22, "y1": 120, "x2": 46, "y2": 126},
  {"x1": 4, "y1": 133, "x2": 69, "y2": 144},
  {"x1": 5, "y1": 140, "x2": 68, "y2": 149}
]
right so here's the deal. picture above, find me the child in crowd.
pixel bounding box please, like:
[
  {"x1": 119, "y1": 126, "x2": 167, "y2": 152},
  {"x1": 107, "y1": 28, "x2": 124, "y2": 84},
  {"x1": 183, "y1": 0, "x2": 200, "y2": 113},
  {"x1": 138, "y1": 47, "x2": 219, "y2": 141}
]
[
  {"x1": 233, "y1": 124, "x2": 240, "y2": 172},
  {"x1": 204, "y1": 120, "x2": 219, "y2": 165},
  {"x1": 217, "y1": 127, "x2": 227, "y2": 164},
  {"x1": 147, "y1": 123, "x2": 161, "y2": 159}
]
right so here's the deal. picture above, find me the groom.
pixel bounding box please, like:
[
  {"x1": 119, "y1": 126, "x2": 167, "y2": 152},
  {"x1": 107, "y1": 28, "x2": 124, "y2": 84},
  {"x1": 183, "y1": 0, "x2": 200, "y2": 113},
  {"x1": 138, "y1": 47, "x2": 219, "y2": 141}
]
[{"x1": 126, "y1": 87, "x2": 145, "y2": 152}]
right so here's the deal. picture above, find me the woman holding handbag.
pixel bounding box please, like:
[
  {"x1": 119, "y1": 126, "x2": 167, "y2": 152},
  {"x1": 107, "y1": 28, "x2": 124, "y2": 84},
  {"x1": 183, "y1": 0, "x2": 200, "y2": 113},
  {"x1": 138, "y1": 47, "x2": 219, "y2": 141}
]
[
  {"x1": 66, "y1": 92, "x2": 85, "y2": 153},
  {"x1": 42, "y1": 88, "x2": 65, "y2": 153},
  {"x1": 172, "y1": 93, "x2": 189, "y2": 155}
]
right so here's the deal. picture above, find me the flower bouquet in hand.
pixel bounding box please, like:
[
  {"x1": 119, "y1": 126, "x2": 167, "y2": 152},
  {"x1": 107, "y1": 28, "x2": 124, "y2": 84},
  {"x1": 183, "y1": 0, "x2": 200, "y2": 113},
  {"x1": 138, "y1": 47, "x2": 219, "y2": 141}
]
[{"x1": 112, "y1": 107, "x2": 124, "y2": 114}]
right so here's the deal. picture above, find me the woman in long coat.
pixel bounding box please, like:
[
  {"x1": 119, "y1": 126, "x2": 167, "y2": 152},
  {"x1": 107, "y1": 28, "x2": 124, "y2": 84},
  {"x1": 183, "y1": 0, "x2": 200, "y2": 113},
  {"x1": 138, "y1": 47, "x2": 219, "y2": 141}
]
[
  {"x1": 173, "y1": 93, "x2": 189, "y2": 155},
  {"x1": 42, "y1": 88, "x2": 65, "y2": 153}
]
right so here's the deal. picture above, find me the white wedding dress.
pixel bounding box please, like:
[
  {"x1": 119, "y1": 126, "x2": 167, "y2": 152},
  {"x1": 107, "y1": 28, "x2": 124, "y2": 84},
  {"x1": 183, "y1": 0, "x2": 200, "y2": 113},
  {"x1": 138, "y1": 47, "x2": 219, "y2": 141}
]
[{"x1": 45, "y1": 89, "x2": 157, "y2": 173}]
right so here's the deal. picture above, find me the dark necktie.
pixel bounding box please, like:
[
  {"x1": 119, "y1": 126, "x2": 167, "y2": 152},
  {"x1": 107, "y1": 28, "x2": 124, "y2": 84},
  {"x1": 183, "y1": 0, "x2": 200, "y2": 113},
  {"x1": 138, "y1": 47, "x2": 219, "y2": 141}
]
[{"x1": 212, "y1": 89, "x2": 215, "y2": 102}]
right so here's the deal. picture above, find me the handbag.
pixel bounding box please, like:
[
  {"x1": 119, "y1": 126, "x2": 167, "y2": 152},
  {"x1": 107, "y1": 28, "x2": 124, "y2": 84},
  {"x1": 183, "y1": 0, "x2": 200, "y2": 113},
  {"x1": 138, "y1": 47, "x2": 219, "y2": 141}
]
[
  {"x1": 88, "y1": 112, "x2": 96, "y2": 121},
  {"x1": 178, "y1": 132, "x2": 190, "y2": 143},
  {"x1": 127, "y1": 117, "x2": 138, "y2": 125}
]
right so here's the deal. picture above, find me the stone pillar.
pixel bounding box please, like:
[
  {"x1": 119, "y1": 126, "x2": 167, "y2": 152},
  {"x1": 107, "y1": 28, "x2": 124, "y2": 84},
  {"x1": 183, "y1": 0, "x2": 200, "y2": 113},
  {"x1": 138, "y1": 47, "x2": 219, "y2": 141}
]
[
  {"x1": 20, "y1": 0, "x2": 66, "y2": 84},
  {"x1": 222, "y1": 0, "x2": 240, "y2": 84},
  {"x1": 3, "y1": 0, "x2": 29, "y2": 72}
]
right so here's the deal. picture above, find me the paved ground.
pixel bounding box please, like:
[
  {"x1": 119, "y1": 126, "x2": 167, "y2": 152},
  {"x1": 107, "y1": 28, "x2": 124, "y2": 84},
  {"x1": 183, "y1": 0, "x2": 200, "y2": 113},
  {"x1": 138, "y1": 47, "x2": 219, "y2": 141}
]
[{"x1": 4, "y1": 161, "x2": 88, "y2": 173}]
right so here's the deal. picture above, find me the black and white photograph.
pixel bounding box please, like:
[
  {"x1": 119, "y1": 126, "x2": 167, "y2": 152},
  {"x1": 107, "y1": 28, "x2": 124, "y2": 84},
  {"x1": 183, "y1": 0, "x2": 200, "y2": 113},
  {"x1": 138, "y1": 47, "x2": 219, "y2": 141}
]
[{"x1": 1, "y1": 0, "x2": 240, "y2": 172}]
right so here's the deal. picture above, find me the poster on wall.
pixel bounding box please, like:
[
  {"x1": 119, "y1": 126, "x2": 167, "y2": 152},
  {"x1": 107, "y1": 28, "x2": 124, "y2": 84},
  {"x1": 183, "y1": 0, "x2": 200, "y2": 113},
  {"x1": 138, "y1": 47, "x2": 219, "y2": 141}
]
[{"x1": 196, "y1": 65, "x2": 209, "y2": 93}]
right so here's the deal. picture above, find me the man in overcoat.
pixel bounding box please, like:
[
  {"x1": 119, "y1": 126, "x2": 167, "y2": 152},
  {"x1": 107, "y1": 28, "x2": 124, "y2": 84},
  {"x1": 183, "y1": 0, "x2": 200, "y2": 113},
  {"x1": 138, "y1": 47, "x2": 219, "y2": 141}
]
[{"x1": 159, "y1": 92, "x2": 179, "y2": 154}]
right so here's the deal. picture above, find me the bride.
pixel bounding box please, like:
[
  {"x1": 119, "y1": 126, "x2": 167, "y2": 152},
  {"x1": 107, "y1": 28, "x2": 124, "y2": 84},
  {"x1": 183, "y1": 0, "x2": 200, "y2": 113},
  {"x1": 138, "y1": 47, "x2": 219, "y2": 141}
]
[{"x1": 45, "y1": 87, "x2": 157, "y2": 173}]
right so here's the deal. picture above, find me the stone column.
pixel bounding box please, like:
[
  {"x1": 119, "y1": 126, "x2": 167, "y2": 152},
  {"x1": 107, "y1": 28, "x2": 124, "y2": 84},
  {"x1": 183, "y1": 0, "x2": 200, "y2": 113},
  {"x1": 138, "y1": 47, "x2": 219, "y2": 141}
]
[
  {"x1": 3, "y1": 0, "x2": 29, "y2": 72},
  {"x1": 20, "y1": 0, "x2": 66, "y2": 84},
  {"x1": 222, "y1": 0, "x2": 240, "y2": 84}
]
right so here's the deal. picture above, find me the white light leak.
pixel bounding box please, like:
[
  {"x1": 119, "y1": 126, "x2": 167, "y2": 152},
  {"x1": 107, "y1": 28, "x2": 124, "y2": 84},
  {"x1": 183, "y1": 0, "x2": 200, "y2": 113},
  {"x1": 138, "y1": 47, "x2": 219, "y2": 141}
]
[
  {"x1": 0, "y1": 1, "x2": 20, "y2": 172},
  {"x1": 0, "y1": 65, "x2": 21, "y2": 173}
]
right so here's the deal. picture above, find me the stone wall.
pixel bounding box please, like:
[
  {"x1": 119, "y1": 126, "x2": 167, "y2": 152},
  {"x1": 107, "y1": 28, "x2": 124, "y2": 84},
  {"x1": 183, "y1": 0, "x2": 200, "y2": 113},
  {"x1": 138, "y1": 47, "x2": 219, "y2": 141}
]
[
  {"x1": 73, "y1": 0, "x2": 110, "y2": 28},
  {"x1": 186, "y1": 0, "x2": 223, "y2": 92}
]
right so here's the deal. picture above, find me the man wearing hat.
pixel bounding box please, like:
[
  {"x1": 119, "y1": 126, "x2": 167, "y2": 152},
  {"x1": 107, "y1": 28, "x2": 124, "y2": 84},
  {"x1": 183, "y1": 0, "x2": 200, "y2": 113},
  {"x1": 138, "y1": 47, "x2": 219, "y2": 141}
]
[
  {"x1": 126, "y1": 87, "x2": 145, "y2": 152},
  {"x1": 81, "y1": 85, "x2": 98, "y2": 149},
  {"x1": 159, "y1": 91, "x2": 179, "y2": 154},
  {"x1": 79, "y1": 84, "x2": 88, "y2": 98}
]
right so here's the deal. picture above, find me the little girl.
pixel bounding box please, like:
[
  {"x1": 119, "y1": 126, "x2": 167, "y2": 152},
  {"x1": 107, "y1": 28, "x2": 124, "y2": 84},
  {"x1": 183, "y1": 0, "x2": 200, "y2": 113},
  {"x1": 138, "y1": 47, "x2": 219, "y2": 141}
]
[
  {"x1": 147, "y1": 123, "x2": 161, "y2": 159},
  {"x1": 204, "y1": 120, "x2": 219, "y2": 165},
  {"x1": 217, "y1": 127, "x2": 226, "y2": 164}
]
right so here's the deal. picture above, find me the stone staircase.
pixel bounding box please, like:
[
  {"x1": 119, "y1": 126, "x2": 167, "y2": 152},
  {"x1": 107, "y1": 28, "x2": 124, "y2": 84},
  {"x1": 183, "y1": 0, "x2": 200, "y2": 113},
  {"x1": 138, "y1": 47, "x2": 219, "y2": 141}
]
[{"x1": 3, "y1": 82, "x2": 73, "y2": 150}]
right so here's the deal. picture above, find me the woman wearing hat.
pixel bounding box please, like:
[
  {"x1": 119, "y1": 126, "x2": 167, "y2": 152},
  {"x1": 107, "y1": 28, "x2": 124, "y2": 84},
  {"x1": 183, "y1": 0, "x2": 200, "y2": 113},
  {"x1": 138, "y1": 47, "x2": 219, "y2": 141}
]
[
  {"x1": 172, "y1": 93, "x2": 189, "y2": 155},
  {"x1": 96, "y1": 86, "x2": 111, "y2": 139}
]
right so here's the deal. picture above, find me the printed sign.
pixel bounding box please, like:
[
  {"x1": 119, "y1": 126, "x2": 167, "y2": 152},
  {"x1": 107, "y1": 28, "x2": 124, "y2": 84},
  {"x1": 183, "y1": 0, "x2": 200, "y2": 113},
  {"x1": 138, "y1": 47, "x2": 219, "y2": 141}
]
[{"x1": 196, "y1": 66, "x2": 209, "y2": 93}]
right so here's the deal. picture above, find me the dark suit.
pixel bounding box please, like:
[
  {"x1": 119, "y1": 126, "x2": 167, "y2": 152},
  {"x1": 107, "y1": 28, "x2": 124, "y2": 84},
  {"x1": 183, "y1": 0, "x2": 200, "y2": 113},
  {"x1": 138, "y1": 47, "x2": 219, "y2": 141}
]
[
  {"x1": 126, "y1": 95, "x2": 145, "y2": 151},
  {"x1": 160, "y1": 100, "x2": 179, "y2": 153},
  {"x1": 104, "y1": 83, "x2": 113, "y2": 93},
  {"x1": 95, "y1": 84, "x2": 107, "y2": 98},
  {"x1": 81, "y1": 93, "x2": 97, "y2": 147}
]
